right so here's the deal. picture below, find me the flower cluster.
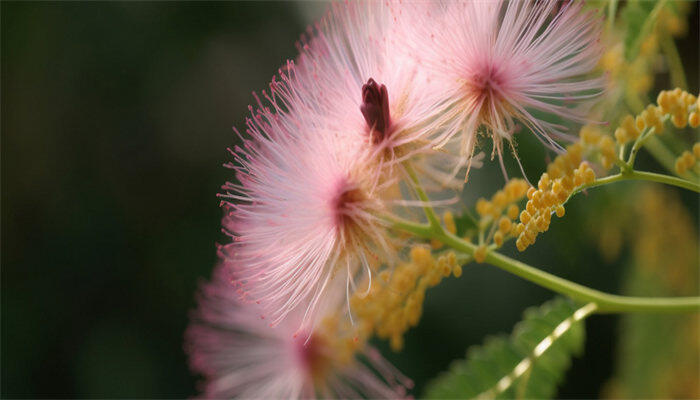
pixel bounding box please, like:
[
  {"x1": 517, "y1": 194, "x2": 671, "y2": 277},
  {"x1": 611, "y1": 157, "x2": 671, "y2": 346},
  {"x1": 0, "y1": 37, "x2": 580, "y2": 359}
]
[
  {"x1": 407, "y1": 0, "x2": 604, "y2": 173},
  {"x1": 658, "y1": 88, "x2": 699, "y2": 129},
  {"x1": 675, "y1": 145, "x2": 699, "y2": 176},
  {"x1": 473, "y1": 178, "x2": 531, "y2": 259},
  {"x1": 598, "y1": 1, "x2": 692, "y2": 102},
  {"x1": 514, "y1": 147, "x2": 596, "y2": 252},
  {"x1": 186, "y1": 267, "x2": 412, "y2": 399},
  {"x1": 478, "y1": 87, "x2": 700, "y2": 254},
  {"x1": 350, "y1": 246, "x2": 461, "y2": 352},
  {"x1": 187, "y1": 0, "x2": 606, "y2": 397},
  {"x1": 612, "y1": 88, "x2": 698, "y2": 147},
  {"x1": 609, "y1": 88, "x2": 699, "y2": 175}
]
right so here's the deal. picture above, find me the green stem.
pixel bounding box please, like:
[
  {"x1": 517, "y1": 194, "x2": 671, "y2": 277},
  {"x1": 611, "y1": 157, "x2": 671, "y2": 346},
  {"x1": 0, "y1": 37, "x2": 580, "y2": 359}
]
[
  {"x1": 574, "y1": 170, "x2": 700, "y2": 195},
  {"x1": 606, "y1": 0, "x2": 619, "y2": 33},
  {"x1": 625, "y1": 116, "x2": 696, "y2": 179},
  {"x1": 627, "y1": 126, "x2": 656, "y2": 168},
  {"x1": 482, "y1": 244, "x2": 699, "y2": 313},
  {"x1": 403, "y1": 162, "x2": 442, "y2": 230},
  {"x1": 386, "y1": 217, "x2": 700, "y2": 313},
  {"x1": 575, "y1": 173, "x2": 627, "y2": 193},
  {"x1": 625, "y1": 170, "x2": 700, "y2": 191},
  {"x1": 660, "y1": 33, "x2": 688, "y2": 90},
  {"x1": 629, "y1": 0, "x2": 667, "y2": 61},
  {"x1": 381, "y1": 214, "x2": 433, "y2": 239},
  {"x1": 384, "y1": 157, "x2": 700, "y2": 314}
]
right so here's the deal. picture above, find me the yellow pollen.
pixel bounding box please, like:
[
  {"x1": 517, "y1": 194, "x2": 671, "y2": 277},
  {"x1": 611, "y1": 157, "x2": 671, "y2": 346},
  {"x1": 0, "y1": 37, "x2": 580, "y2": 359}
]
[{"x1": 349, "y1": 246, "x2": 461, "y2": 351}]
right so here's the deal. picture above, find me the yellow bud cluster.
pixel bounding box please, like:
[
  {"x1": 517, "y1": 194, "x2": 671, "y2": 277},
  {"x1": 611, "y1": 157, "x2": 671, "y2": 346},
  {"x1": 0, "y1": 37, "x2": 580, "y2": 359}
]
[
  {"x1": 475, "y1": 179, "x2": 530, "y2": 220},
  {"x1": 474, "y1": 179, "x2": 529, "y2": 250},
  {"x1": 675, "y1": 150, "x2": 698, "y2": 175},
  {"x1": 609, "y1": 89, "x2": 699, "y2": 166},
  {"x1": 515, "y1": 161, "x2": 595, "y2": 252},
  {"x1": 614, "y1": 115, "x2": 641, "y2": 145},
  {"x1": 599, "y1": 45, "x2": 623, "y2": 78},
  {"x1": 635, "y1": 105, "x2": 665, "y2": 134},
  {"x1": 350, "y1": 246, "x2": 460, "y2": 351},
  {"x1": 578, "y1": 126, "x2": 617, "y2": 170},
  {"x1": 580, "y1": 125, "x2": 603, "y2": 146},
  {"x1": 486, "y1": 205, "x2": 517, "y2": 249},
  {"x1": 657, "y1": 89, "x2": 699, "y2": 129},
  {"x1": 545, "y1": 142, "x2": 584, "y2": 180},
  {"x1": 315, "y1": 315, "x2": 365, "y2": 367},
  {"x1": 598, "y1": 136, "x2": 617, "y2": 170}
]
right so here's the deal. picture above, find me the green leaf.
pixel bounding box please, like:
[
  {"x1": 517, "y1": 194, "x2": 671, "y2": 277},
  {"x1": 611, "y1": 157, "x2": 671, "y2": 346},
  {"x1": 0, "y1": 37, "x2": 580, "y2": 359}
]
[{"x1": 424, "y1": 298, "x2": 593, "y2": 399}]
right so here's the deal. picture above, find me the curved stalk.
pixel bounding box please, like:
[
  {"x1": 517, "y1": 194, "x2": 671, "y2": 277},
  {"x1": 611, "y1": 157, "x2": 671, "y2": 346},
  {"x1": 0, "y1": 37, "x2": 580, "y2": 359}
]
[
  {"x1": 575, "y1": 170, "x2": 700, "y2": 195},
  {"x1": 383, "y1": 159, "x2": 700, "y2": 314},
  {"x1": 384, "y1": 216, "x2": 700, "y2": 314},
  {"x1": 660, "y1": 33, "x2": 688, "y2": 90},
  {"x1": 606, "y1": 0, "x2": 619, "y2": 33},
  {"x1": 403, "y1": 162, "x2": 442, "y2": 231}
]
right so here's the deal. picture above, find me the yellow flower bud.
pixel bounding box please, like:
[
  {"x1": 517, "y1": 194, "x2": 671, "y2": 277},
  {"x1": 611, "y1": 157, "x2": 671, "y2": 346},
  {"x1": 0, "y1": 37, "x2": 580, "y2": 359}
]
[
  {"x1": 507, "y1": 204, "x2": 519, "y2": 220},
  {"x1": 474, "y1": 245, "x2": 487, "y2": 263},
  {"x1": 689, "y1": 112, "x2": 700, "y2": 128},
  {"x1": 555, "y1": 205, "x2": 565, "y2": 218},
  {"x1": 494, "y1": 231, "x2": 504, "y2": 247},
  {"x1": 498, "y1": 217, "x2": 512, "y2": 234}
]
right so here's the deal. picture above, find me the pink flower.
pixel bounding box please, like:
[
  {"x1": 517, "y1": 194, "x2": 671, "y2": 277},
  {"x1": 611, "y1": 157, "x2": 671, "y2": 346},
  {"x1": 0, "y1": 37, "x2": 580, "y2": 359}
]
[
  {"x1": 220, "y1": 0, "x2": 468, "y2": 332},
  {"x1": 219, "y1": 64, "x2": 394, "y2": 332},
  {"x1": 185, "y1": 266, "x2": 412, "y2": 399},
  {"x1": 286, "y1": 1, "x2": 453, "y2": 172},
  {"x1": 405, "y1": 0, "x2": 604, "y2": 176}
]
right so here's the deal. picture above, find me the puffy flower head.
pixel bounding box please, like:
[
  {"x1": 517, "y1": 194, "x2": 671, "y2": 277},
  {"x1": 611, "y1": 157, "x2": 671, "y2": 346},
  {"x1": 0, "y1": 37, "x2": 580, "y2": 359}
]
[
  {"x1": 287, "y1": 0, "x2": 451, "y2": 171},
  {"x1": 185, "y1": 266, "x2": 412, "y2": 399},
  {"x1": 222, "y1": 0, "x2": 467, "y2": 332},
  {"x1": 406, "y1": 0, "x2": 604, "y2": 173},
  {"x1": 220, "y1": 68, "x2": 394, "y2": 332}
]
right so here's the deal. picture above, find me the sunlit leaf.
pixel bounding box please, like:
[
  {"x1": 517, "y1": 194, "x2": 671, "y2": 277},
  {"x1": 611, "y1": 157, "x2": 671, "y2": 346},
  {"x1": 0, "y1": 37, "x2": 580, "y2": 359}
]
[{"x1": 425, "y1": 298, "x2": 592, "y2": 399}]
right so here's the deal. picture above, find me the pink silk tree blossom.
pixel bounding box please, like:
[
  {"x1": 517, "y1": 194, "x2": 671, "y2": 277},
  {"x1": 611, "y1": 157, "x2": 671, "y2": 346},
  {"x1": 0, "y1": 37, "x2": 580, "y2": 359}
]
[
  {"x1": 287, "y1": 0, "x2": 470, "y2": 183},
  {"x1": 185, "y1": 266, "x2": 412, "y2": 399},
  {"x1": 219, "y1": 63, "x2": 395, "y2": 333},
  {"x1": 217, "y1": 0, "x2": 459, "y2": 334},
  {"x1": 404, "y1": 0, "x2": 605, "y2": 178}
]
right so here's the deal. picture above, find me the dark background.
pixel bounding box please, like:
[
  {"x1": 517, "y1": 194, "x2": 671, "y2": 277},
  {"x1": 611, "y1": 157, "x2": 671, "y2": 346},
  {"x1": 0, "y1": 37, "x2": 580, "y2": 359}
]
[{"x1": 2, "y1": 2, "x2": 698, "y2": 398}]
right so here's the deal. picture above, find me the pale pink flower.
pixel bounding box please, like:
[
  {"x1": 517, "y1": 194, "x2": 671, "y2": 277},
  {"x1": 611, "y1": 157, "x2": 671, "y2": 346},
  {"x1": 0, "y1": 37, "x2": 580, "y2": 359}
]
[
  {"x1": 219, "y1": 65, "x2": 395, "y2": 332},
  {"x1": 220, "y1": 0, "x2": 468, "y2": 332},
  {"x1": 404, "y1": 0, "x2": 604, "y2": 176},
  {"x1": 185, "y1": 266, "x2": 412, "y2": 399},
  {"x1": 280, "y1": 0, "x2": 466, "y2": 179}
]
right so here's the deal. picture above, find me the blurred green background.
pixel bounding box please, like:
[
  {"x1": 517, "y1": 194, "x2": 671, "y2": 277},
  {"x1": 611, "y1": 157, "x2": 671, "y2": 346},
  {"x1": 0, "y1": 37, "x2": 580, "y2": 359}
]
[{"x1": 2, "y1": 2, "x2": 698, "y2": 398}]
